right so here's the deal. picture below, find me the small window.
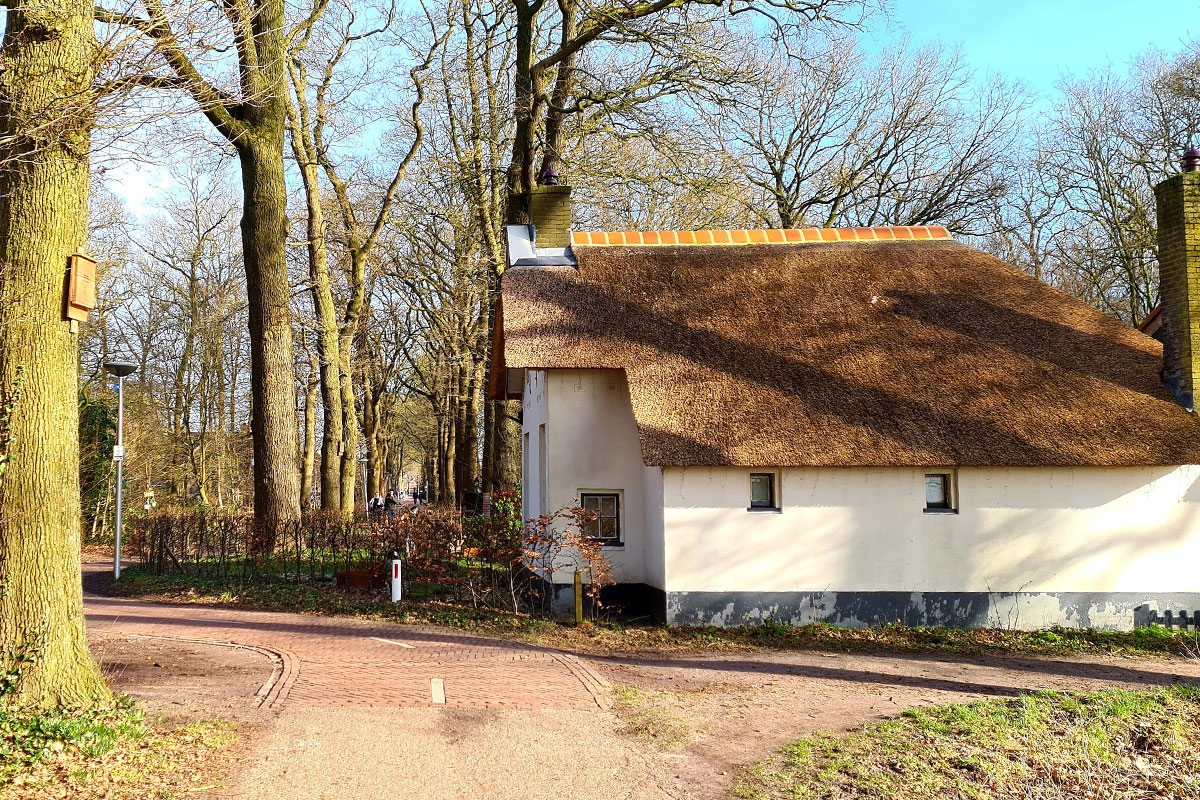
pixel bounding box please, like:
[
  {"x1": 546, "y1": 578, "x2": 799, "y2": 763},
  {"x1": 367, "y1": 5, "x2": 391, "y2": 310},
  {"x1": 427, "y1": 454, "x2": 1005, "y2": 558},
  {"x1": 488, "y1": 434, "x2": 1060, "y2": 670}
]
[
  {"x1": 581, "y1": 493, "x2": 621, "y2": 544},
  {"x1": 749, "y1": 472, "x2": 778, "y2": 511},
  {"x1": 924, "y1": 472, "x2": 955, "y2": 513}
]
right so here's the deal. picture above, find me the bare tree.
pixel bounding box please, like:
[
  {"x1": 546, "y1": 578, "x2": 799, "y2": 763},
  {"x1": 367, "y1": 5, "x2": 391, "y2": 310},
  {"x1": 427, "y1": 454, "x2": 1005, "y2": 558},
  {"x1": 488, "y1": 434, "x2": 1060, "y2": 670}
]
[
  {"x1": 286, "y1": 0, "x2": 448, "y2": 514},
  {"x1": 699, "y1": 36, "x2": 1025, "y2": 232},
  {"x1": 93, "y1": 0, "x2": 332, "y2": 529}
]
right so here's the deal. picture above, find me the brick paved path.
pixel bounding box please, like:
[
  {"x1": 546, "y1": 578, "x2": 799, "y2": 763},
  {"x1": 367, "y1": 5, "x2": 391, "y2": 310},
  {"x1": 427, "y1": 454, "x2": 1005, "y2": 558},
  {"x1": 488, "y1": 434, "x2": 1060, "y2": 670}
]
[{"x1": 84, "y1": 594, "x2": 609, "y2": 712}]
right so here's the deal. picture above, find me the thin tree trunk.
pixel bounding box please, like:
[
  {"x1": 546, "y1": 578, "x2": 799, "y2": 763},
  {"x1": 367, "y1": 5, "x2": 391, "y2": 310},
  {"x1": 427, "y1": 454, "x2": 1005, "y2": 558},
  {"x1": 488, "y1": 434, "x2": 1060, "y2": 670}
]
[
  {"x1": 299, "y1": 347, "x2": 318, "y2": 511},
  {"x1": 464, "y1": 358, "x2": 482, "y2": 493},
  {"x1": 481, "y1": 397, "x2": 495, "y2": 495},
  {"x1": 337, "y1": 341, "x2": 357, "y2": 514},
  {"x1": 0, "y1": 0, "x2": 110, "y2": 709},
  {"x1": 285, "y1": 93, "x2": 344, "y2": 512},
  {"x1": 454, "y1": 359, "x2": 469, "y2": 504}
]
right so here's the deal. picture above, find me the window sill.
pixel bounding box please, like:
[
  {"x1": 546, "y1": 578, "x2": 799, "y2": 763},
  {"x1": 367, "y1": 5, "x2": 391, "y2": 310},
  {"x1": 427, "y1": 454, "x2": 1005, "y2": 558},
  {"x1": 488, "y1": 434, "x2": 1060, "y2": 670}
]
[
  {"x1": 923, "y1": 508, "x2": 958, "y2": 515},
  {"x1": 587, "y1": 539, "x2": 625, "y2": 548},
  {"x1": 747, "y1": 507, "x2": 782, "y2": 514}
]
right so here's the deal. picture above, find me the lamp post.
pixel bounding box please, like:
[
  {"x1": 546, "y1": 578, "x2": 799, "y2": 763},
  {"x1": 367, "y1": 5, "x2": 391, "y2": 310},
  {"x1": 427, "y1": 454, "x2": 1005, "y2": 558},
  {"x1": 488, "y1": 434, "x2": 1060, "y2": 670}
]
[{"x1": 104, "y1": 361, "x2": 137, "y2": 579}]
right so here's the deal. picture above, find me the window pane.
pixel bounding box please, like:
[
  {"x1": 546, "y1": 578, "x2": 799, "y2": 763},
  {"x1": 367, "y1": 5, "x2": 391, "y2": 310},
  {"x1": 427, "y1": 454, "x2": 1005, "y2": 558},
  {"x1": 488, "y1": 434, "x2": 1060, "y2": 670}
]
[
  {"x1": 600, "y1": 518, "x2": 617, "y2": 539},
  {"x1": 583, "y1": 518, "x2": 599, "y2": 538},
  {"x1": 925, "y1": 475, "x2": 947, "y2": 507},
  {"x1": 600, "y1": 496, "x2": 616, "y2": 518},
  {"x1": 751, "y1": 474, "x2": 773, "y2": 506}
]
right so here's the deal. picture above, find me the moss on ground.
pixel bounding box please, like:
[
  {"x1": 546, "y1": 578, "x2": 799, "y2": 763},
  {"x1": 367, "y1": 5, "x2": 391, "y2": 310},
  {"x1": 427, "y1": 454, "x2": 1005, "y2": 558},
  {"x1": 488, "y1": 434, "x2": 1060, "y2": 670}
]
[
  {"x1": 612, "y1": 685, "x2": 693, "y2": 748},
  {"x1": 734, "y1": 686, "x2": 1200, "y2": 799}
]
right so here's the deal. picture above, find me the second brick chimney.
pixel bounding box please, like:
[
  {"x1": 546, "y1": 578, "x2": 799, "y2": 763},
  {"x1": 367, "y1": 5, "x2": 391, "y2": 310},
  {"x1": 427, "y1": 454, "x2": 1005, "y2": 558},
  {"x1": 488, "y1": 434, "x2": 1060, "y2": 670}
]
[{"x1": 1155, "y1": 149, "x2": 1200, "y2": 410}]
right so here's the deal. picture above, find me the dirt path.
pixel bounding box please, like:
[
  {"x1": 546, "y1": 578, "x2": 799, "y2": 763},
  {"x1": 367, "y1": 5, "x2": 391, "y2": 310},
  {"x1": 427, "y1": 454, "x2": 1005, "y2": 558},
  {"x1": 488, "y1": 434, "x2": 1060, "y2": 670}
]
[
  {"x1": 596, "y1": 649, "x2": 1200, "y2": 796},
  {"x1": 83, "y1": 570, "x2": 1200, "y2": 799}
]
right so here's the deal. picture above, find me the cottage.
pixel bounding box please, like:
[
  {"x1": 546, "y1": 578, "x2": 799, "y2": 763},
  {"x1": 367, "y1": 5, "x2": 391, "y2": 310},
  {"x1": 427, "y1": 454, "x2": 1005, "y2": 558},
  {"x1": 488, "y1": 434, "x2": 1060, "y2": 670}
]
[{"x1": 490, "y1": 168, "x2": 1200, "y2": 630}]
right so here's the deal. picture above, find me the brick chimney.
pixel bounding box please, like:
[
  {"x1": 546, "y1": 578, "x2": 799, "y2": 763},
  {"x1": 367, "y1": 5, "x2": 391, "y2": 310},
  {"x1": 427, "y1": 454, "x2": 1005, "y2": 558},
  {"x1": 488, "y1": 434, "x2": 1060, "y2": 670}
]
[
  {"x1": 528, "y1": 168, "x2": 572, "y2": 248},
  {"x1": 1155, "y1": 148, "x2": 1200, "y2": 411}
]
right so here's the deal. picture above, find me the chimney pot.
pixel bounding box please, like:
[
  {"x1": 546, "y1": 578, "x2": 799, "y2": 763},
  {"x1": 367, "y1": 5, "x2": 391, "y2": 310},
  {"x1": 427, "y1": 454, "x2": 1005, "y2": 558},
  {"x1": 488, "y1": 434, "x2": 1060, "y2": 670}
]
[
  {"x1": 538, "y1": 167, "x2": 559, "y2": 186},
  {"x1": 1183, "y1": 148, "x2": 1200, "y2": 173}
]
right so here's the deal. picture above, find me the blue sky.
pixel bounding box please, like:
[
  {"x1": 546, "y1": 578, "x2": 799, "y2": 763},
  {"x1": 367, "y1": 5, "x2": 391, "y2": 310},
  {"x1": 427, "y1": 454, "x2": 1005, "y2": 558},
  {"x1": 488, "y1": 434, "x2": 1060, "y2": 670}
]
[{"x1": 879, "y1": 0, "x2": 1198, "y2": 95}]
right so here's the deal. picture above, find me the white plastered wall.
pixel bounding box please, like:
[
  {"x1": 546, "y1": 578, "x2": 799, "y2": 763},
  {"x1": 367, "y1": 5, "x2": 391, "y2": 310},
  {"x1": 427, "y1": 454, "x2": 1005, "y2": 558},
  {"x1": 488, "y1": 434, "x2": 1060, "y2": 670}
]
[
  {"x1": 662, "y1": 465, "x2": 1200, "y2": 595},
  {"x1": 520, "y1": 369, "x2": 548, "y2": 525},
  {"x1": 523, "y1": 368, "x2": 662, "y2": 586}
]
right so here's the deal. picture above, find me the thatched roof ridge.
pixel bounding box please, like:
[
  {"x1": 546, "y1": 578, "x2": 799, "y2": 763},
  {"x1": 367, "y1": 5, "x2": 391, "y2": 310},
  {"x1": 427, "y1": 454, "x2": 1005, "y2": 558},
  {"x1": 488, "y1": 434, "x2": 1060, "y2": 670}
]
[
  {"x1": 570, "y1": 225, "x2": 950, "y2": 247},
  {"x1": 498, "y1": 239, "x2": 1200, "y2": 467}
]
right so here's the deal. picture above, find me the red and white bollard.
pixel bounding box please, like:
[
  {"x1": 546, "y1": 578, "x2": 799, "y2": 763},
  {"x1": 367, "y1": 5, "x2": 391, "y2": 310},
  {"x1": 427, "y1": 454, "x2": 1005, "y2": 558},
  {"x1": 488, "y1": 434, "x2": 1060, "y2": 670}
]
[{"x1": 390, "y1": 559, "x2": 402, "y2": 603}]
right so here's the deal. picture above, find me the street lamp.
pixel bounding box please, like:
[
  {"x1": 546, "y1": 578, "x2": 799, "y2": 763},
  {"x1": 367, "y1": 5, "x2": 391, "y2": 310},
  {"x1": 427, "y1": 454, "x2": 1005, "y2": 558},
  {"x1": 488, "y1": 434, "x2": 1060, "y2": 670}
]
[{"x1": 104, "y1": 360, "x2": 137, "y2": 579}]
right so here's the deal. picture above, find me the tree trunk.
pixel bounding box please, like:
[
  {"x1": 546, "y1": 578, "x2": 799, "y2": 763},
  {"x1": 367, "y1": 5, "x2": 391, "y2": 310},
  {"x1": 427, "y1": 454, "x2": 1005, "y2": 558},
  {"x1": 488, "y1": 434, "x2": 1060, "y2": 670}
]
[
  {"x1": 299, "y1": 348, "x2": 318, "y2": 511},
  {"x1": 492, "y1": 399, "x2": 521, "y2": 490},
  {"x1": 286, "y1": 101, "x2": 344, "y2": 513},
  {"x1": 481, "y1": 396, "x2": 495, "y2": 495},
  {"x1": 237, "y1": 137, "x2": 301, "y2": 531},
  {"x1": 463, "y1": 359, "x2": 482, "y2": 495},
  {"x1": 0, "y1": 0, "x2": 110, "y2": 709},
  {"x1": 336, "y1": 250, "x2": 370, "y2": 516},
  {"x1": 337, "y1": 341, "x2": 357, "y2": 514},
  {"x1": 453, "y1": 359, "x2": 469, "y2": 504}
]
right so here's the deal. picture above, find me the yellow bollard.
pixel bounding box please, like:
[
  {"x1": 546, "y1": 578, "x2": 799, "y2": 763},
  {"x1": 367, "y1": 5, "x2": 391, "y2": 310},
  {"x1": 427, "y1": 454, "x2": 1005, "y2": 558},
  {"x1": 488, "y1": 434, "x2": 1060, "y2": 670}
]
[{"x1": 574, "y1": 568, "x2": 583, "y2": 625}]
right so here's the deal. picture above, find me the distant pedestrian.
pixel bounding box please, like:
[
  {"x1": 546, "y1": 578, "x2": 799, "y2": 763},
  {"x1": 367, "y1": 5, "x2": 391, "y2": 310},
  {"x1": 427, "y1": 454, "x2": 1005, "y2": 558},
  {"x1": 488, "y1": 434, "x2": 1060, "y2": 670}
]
[
  {"x1": 369, "y1": 492, "x2": 384, "y2": 515},
  {"x1": 384, "y1": 490, "x2": 398, "y2": 519}
]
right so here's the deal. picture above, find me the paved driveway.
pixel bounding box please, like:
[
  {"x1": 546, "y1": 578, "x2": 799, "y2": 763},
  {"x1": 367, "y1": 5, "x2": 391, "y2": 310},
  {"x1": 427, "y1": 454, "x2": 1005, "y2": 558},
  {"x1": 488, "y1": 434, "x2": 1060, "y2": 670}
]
[
  {"x1": 84, "y1": 594, "x2": 608, "y2": 712},
  {"x1": 84, "y1": 590, "x2": 681, "y2": 800},
  {"x1": 82, "y1": 580, "x2": 1200, "y2": 800}
]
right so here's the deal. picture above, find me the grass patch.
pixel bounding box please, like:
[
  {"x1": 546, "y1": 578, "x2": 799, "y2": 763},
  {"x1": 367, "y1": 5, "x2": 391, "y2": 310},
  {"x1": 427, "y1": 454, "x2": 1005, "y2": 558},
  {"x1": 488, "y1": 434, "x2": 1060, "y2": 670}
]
[
  {"x1": 106, "y1": 566, "x2": 558, "y2": 635},
  {"x1": 734, "y1": 686, "x2": 1200, "y2": 799},
  {"x1": 612, "y1": 686, "x2": 692, "y2": 749},
  {"x1": 0, "y1": 701, "x2": 237, "y2": 799},
  {"x1": 106, "y1": 567, "x2": 1200, "y2": 659}
]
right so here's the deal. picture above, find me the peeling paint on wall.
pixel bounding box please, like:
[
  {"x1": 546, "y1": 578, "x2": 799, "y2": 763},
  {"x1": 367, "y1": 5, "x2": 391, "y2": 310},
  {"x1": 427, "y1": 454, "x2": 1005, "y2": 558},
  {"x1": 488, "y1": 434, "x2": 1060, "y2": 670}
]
[{"x1": 665, "y1": 591, "x2": 1200, "y2": 631}]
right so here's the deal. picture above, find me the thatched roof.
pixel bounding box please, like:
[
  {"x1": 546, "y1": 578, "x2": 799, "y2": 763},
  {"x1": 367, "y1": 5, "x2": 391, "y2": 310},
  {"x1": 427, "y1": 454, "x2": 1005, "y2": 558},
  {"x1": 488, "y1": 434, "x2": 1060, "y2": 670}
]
[{"x1": 495, "y1": 233, "x2": 1200, "y2": 467}]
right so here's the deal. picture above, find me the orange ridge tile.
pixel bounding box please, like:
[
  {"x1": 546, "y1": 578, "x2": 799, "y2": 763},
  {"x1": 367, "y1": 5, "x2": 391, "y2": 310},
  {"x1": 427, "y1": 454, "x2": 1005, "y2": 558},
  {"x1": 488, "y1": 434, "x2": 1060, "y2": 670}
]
[{"x1": 567, "y1": 226, "x2": 954, "y2": 247}]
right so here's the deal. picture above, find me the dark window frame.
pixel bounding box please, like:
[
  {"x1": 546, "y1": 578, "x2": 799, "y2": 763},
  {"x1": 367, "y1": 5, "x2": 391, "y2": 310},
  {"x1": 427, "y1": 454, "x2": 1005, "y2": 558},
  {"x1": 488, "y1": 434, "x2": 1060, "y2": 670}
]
[
  {"x1": 924, "y1": 472, "x2": 956, "y2": 514},
  {"x1": 749, "y1": 472, "x2": 779, "y2": 512},
  {"x1": 580, "y1": 492, "x2": 622, "y2": 545}
]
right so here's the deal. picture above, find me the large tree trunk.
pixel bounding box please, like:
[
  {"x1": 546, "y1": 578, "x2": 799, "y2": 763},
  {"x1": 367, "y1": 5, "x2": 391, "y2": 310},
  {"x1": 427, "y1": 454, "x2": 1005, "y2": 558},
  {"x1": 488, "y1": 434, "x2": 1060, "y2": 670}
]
[
  {"x1": 0, "y1": 0, "x2": 110, "y2": 709},
  {"x1": 238, "y1": 137, "x2": 301, "y2": 531}
]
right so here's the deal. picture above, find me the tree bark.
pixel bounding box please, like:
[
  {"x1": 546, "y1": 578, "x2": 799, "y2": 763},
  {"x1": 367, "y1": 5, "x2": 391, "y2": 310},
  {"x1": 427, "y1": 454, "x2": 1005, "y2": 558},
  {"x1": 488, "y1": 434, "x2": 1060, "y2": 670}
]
[
  {"x1": 238, "y1": 136, "x2": 301, "y2": 531},
  {"x1": 337, "y1": 339, "x2": 358, "y2": 514},
  {"x1": 299, "y1": 347, "x2": 318, "y2": 511},
  {"x1": 0, "y1": 0, "x2": 111, "y2": 708},
  {"x1": 284, "y1": 87, "x2": 343, "y2": 513}
]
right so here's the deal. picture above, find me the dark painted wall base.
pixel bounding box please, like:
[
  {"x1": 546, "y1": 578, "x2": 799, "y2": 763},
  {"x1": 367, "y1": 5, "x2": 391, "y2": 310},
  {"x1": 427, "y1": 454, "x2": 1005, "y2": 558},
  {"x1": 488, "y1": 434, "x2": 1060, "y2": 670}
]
[
  {"x1": 665, "y1": 590, "x2": 1200, "y2": 631},
  {"x1": 547, "y1": 582, "x2": 667, "y2": 623}
]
